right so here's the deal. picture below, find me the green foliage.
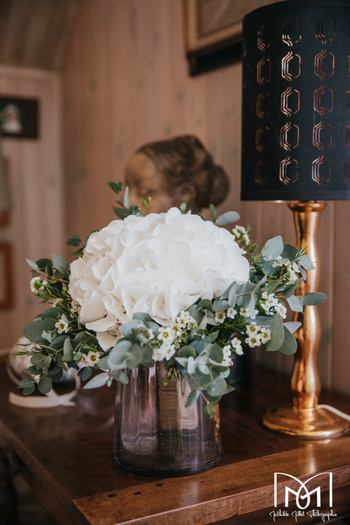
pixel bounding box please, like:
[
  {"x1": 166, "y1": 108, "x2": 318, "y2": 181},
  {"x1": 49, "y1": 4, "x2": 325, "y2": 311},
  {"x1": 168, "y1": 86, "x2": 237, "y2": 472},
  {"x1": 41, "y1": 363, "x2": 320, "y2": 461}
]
[{"x1": 20, "y1": 180, "x2": 327, "y2": 417}]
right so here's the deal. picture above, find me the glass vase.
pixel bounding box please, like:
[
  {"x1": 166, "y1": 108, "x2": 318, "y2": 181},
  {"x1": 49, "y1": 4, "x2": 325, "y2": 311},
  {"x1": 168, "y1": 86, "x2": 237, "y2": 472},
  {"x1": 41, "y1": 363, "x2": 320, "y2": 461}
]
[{"x1": 113, "y1": 363, "x2": 222, "y2": 477}]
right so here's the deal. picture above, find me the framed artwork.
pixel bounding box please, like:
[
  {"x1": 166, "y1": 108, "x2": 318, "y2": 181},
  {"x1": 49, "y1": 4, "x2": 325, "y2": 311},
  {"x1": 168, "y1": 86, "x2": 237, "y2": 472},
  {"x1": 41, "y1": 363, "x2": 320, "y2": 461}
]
[
  {"x1": 183, "y1": 0, "x2": 281, "y2": 75},
  {"x1": 0, "y1": 242, "x2": 14, "y2": 309},
  {"x1": 0, "y1": 96, "x2": 39, "y2": 139}
]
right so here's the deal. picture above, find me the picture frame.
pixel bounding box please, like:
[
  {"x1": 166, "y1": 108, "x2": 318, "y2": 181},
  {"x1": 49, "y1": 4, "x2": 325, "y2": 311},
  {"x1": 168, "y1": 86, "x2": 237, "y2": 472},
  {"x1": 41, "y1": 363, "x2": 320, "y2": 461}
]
[
  {"x1": 183, "y1": 0, "x2": 281, "y2": 75},
  {"x1": 0, "y1": 96, "x2": 39, "y2": 139},
  {"x1": 0, "y1": 242, "x2": 14, "y2": 309}
]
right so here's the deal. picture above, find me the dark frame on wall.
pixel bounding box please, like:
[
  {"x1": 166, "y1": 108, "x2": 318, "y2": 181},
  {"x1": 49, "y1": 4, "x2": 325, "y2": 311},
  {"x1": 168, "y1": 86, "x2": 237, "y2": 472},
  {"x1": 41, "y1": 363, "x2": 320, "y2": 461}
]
[
  {"x1": 0, "y1": 242, "x2": 14, "y2": 309},
  {"x1": 0, "y1": 96, "x2": 39, "y2": 139},
  {"x1": 183, "y1": 0, "x2": 282, "y2": 75}
]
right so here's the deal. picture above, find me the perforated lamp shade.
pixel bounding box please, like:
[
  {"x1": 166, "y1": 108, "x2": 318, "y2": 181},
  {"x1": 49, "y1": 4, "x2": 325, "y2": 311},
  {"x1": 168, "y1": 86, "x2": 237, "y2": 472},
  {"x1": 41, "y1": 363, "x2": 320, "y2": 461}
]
[{"x1": 241, "y1": 0, "x2": 350, "y2": 202}]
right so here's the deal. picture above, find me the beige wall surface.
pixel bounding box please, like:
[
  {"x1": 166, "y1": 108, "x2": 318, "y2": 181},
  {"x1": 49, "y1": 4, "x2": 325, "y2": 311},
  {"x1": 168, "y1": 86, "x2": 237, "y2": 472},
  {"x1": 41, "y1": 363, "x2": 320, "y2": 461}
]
[
  {"x1": 0, "y1": 66, "x2": 64, "y2": 350},
  {"x1": 58, "y1": 0, "x2": 348, "y2": 396}
]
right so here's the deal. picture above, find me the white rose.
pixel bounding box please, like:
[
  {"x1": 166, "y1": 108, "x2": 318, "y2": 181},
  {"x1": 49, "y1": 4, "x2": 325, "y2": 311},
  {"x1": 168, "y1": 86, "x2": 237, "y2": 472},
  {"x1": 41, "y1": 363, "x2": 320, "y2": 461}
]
[{"x1": 69, "y1": 208, "x2": 249, "y2": 350}]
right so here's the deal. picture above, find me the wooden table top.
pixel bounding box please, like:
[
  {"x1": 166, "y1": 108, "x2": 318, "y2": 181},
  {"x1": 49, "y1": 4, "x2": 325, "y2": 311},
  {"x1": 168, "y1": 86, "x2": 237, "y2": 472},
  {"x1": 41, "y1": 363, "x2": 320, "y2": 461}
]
[{"x1": 1, "y1": 358, "x2": 350, "y2": 525}]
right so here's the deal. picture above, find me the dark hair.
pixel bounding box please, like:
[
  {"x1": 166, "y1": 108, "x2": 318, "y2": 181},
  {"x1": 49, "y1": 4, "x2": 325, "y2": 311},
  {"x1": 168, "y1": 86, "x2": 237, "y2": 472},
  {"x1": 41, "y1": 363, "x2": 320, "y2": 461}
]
[{"x1": 136, "y1": 135, "x2": 229, "y2": 211}]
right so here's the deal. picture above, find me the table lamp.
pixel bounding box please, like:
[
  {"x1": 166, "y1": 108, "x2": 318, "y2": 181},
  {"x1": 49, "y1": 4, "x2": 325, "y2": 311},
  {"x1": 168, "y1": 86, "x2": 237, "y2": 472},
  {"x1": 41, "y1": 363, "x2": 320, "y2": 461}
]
[{"x1": 241, "y1": 0, "x2": 350, "y2": 437}]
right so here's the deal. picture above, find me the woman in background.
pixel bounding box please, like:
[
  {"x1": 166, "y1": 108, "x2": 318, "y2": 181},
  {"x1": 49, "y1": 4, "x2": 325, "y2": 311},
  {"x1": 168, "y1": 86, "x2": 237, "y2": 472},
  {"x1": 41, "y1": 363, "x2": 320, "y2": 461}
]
[{"x1": 125, "y1": 135, "x2": 229, "y2": 214}]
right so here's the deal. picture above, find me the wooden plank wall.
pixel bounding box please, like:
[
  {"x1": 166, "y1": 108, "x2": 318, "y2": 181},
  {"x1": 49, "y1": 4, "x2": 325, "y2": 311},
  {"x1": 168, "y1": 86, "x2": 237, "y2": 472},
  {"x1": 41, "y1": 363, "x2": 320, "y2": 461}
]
[
  {"x1": 61, "y1": 0, "x2": 347, "y2": 395},
  {"x1": 0, "y1": 66, "x2": 64, "y2": 350}
]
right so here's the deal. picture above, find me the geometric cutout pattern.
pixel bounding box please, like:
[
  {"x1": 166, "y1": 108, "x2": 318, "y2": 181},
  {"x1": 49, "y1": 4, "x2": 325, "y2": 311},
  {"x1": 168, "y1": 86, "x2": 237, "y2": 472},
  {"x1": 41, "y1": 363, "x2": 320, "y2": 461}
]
[
  {"x1": 280, "y1": 123, "x2": 299, "y2": 151},
  {"x1": 257, "y1": 23, "x2": 272, "y2": 51},
  {"x1": 255, "y1": 158, "x2": 270, "y2": 185},
  {"x1": 312, "y1": 156, "x2": 332, "y2": 184},
  {"x1": 312, "y1": 122, "x2": 333, "y2": 150},
  {"x1": 281, "y1": 52, "x2": 301, "y2": 81},
  {"x1": 314, "y1": 50, "x2": 335, "y2": 79},
  {"x1": 279, "y1": 157, "x2": 299, "y2": 185},
  {"x1": 314, "y1": 86, "x2": 333, "y2": 115},
  {"x1": 282, "y1": 17, "x2": 302, "y2": 47},
  {"x1": 257, "y1": 58, "x2": 271, "y2": 84},
  {"x1": 256, "y1": 92, "x2": 270, "y2": 119},
  {"x1": 281, "y1": 87, "x2": 300, "y2": 116},
  {"x1": 315, "y1": 14, "x2": 336, "y2": 44}
]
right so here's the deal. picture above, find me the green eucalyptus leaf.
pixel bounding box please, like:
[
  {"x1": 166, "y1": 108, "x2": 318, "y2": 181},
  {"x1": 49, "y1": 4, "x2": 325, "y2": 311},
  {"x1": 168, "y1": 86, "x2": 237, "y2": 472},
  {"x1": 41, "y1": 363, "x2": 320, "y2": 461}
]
[
  {"x1": 278, "y1": 326, "x2": 298, "y2": 355},
  {"x1": 26, "y1": 258, "x2": 39, "y2": 271},
  {"x1": 206, "y1": 377, "x2": 227, "y2": 397},
  {"x1": 265, "y1": 280, "x2": 282, "y2": 296},
  {"x1": 283, "y1": 280, "x2": 302, "y2": 299},
  {"x1": 42, "y1": 307, "x2": 65, "y2": 319},
  {"x1": 281, "y1": 243, "x2": 298, "y2": 260},
  {"x1": 203, "y1": 332, "x2": 219, "y2": 345},
  {"x1": 66, "y1": 234, "x2": 82, "y2": 247},
  {"x1": 81, "y1": 367, "x2": 92, "y2": 381},
  {"x1": 52, "y1": 254, "x2": 69, "y2": 275},
  {"x1": 84, "y1": 372, "x2": 110, "y2": 389},
  {"x1": 301, "y1": 292, "x2": 327, "y2": 306},
  {"x1": 36, "y1": 258, "x2": 52, "y2": 271},
  {"x1": 185, "y1": 389, "x2": 200, "y2": 407},
  {"x1": 204, "y1": 402, "x2": 215, "y2": 418},
  {"x1": 178, "y1": 346, "x2": 196, "y2": 358},
  {"x1": 207, "y1": 344, "x2": 223, "y2": 364},
  {"x1": 63, "y1": 338, "x2": 73, "y2": 361},
  {"x1": 111, "y1": 369, "x2": 129, "y2": 384},
  {"x1": 20, "y1": 377, "x2": 35, "y2": 388},
  {"x1": 107, "y1": 181, "x2": 123, "y2": 194},
  {"x1": 267, "y1": 314, "x2": 284, "y2": 352},
  {"x1": 298, "y1": 254, "x2": 315, "y2": 271},
  {"x1": 37, "y1": 375, "x2": 52, "y2": 394},
  {"x1": 228, "y1": 282, "x2": 238, "y2": 307},
  {"x1": 284, "y1": 321, "x2": 301, "y2": 334},
  {"x1": 113, "y1": 207, "x2": 133, "y2": 219},
  {"x1": 23, "y1": 385, "x2": 35, "y2": 396},
  {"x1": 262, "y1": 236, "x2": 284, "y2": 260},
  {"x1": 287, "y1": 295, "x2": 303, "y2": 312},
  {"x1": 216, "y1": 211, "x2": 240, "y2": 226},
  {"x1": 133, "y1": 312, "x2": 153, "y2": 322},
  {"x1": 209, "y1": 204, "x2": 217, "y2": 222}
]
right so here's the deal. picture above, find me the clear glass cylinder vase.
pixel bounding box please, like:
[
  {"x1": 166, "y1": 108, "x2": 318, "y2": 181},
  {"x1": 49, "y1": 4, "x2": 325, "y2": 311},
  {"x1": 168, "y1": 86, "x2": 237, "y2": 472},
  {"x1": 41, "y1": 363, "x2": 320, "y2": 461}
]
[{"x1": 113, "y1": 363, "x2": 222, "y2": 476}]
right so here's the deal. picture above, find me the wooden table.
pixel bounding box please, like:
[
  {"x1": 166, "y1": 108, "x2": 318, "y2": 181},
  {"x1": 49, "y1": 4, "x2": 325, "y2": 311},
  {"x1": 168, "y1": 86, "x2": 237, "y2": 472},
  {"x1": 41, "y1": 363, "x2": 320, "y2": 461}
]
[{"x1": 1, "y1": 359, "x2": 350, "y2": 525}]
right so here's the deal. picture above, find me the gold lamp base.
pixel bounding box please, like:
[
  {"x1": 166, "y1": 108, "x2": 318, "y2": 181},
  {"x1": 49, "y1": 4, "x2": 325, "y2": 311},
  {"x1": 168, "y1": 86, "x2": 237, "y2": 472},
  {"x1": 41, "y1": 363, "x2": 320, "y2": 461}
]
[
  {"x1": 262, "y1": 202, "x2": 350, "y2": 439},
  {"x1": 263, "y1": 405, "x2": 349, "y2": 438}
]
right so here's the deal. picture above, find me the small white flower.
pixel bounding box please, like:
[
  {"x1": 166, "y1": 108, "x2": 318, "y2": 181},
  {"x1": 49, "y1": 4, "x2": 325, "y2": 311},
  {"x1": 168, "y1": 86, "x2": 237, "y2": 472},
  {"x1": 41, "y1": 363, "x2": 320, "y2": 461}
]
[
  {"x1": 80, "y1": 351, "x2": 100, "y2": 367},
  {"x1": 52, "y1": 298, "x2": 62, "y2": 307},
  {"x1": 272, "y1": 256, "x2": 286, "y2": 268},
  {"x1": 164, "y1": 344, "x2": 176, "y2": 360},
  {"x1": 157, "y1": 327, "x2": 175, "y2": 343},
  {"x1": 246, "y1": 322, "x2": 260, "y2": 336},
  {"x1": 222, "y1": 345, "x2": 233, "y2": 366},
  {"x1": 275, "y1": 303, "x2": 287, "y2": 319},
  {"x1": 243, "y1": 233, "x2": 250, "y2": 244},
  {"x1": 262, "y1": 291, "x2": 268, "y2": 300},
  {"x1": 30, "y1": 276, "x2": 41, "y2": 293},
  {"x1": 176, "y1": 311, "x2": 192, "y2": 328},
  {"x1": 55, "y1": 319, "x2": 69, "y2": 334},
  {"x1": 146, "y1": 328, "x2": 154, "y2": 339},
  {"x1": 245, "y1": 334, "x2": 262, "y2": 348},
  {"x1": 260, "y1": 327, "x2": 272, "y2": 343},
  {"x1": 227, "y1": 307, "x2": 237, "y2": 319},
  {"x1": 170, "y1": 323, "x2": 182, "y2": 337},
  {"x1": 231, "y1": 337, "x2": 244, "y2": 355},
  {"x1": 70, "y1": 303, "x2": 81, "y2": 318},
  {"x1": 215, "y1": 311, "x2": 226, "y2": 324}
]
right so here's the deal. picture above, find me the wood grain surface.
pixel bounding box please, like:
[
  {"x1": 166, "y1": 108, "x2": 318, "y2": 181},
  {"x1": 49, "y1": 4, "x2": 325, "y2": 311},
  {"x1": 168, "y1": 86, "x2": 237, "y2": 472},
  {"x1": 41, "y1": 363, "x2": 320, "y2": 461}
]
[{"x1": 1, "y1": 357, "x2": 350, "y2": 525}]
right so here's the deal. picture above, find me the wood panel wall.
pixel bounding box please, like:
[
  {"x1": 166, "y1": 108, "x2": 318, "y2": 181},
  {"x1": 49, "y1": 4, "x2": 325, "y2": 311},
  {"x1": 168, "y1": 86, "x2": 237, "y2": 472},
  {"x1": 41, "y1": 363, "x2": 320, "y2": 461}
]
[
  {"x1": 61, "y1": 0, "x2": 348, "y2": 395},
  {"x1": 0, "y1": 66, "x2": 64, "y2": 350}
]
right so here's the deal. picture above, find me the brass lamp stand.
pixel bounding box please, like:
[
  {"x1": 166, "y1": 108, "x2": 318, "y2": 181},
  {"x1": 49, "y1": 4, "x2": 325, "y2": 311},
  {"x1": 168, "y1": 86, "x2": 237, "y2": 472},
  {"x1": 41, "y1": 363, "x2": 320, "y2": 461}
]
[{"x1": 262, "y1": 202, "x2": 350, "y2": 438}]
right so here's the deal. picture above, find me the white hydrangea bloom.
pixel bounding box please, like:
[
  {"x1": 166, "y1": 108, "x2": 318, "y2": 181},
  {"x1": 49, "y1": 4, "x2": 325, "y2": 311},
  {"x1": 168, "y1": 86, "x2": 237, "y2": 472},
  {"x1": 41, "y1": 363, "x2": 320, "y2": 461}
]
[{"x1": 69, "y1": 208, "x2": 249, "y2": 350}]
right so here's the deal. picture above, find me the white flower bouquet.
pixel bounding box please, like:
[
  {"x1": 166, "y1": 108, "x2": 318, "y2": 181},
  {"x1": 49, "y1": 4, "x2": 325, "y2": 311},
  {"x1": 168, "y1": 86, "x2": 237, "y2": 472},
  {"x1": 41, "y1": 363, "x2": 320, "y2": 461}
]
[{"x1": 21, "y1": 183, "x2": 326, "y2": 416}]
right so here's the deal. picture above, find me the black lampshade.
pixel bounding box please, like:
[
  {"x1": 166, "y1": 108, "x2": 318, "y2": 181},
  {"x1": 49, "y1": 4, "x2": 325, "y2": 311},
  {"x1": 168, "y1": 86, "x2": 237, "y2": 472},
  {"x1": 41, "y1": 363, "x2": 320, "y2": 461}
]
[{"x1": 241, "y1": 0, "x2": 350, "y2": 201}]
